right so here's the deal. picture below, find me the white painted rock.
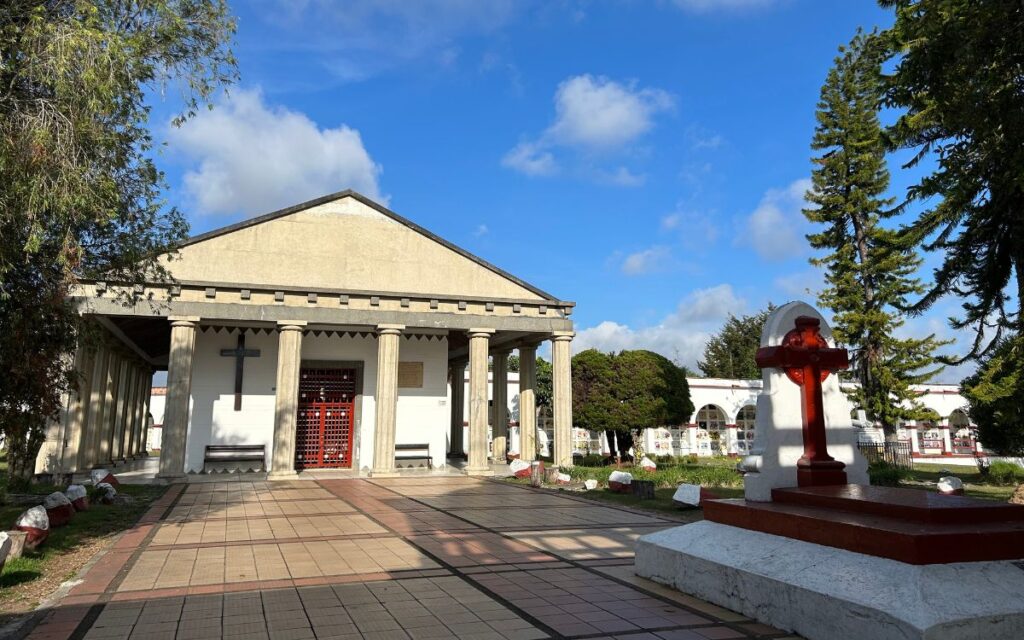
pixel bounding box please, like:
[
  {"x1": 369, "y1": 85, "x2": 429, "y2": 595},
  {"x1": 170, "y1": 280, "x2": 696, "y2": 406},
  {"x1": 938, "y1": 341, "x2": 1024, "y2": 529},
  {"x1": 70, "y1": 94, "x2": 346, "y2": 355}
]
[
  {"x1": 15, "y1": 506, "x2": 49, "y2": 548},
  {"x1": 938, "y1": 476, "x2": 964, "y2": 495},
  {"x1": 673, "y1": 483, "x2": 702, "y2": 509},
  {"x1": 640, "y1": 456, "x2": 657, "y2": 471},
  {"x1": 555, "y1": 472, "x2": 571, "y2": 485},
  {"x1": 96, "y1": 482, "x2": 117, "y2": 504},
  {"x1": 509, "y1": 459, "x2": 531, "y2": 478},
  {"x1": 608, "y1": 470, "x2": 633, "y2": 493},
  {"x1": 0, "y1": 532, "x2": 10, "y2": 575},
  {"x1": 90, "y1": 469, "x2": 119, "y2": 487},
  {"x1": 584, "y1": 479, "x2": 598, "y2": 490},
  {"x1": 65, "y1": 484, "x2": 90, "y2": 511},
  {"x1": 43, "y1": 491, "x2": 75, "y2": 527}
]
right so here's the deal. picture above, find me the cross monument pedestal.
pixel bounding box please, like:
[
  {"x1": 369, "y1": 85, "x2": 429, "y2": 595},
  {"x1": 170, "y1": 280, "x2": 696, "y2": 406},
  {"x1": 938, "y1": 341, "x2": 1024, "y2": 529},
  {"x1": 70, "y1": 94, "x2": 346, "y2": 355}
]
[{"x1": 636, "y1": 300, "x2": 1024, "y2": 640}]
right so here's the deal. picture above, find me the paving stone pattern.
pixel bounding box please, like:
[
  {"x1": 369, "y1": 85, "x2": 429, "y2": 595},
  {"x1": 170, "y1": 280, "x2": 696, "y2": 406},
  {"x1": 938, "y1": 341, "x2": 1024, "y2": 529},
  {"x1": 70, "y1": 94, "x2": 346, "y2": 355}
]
[{"x1": 26, "y1": 477, "x2": 797, "y2": 640}]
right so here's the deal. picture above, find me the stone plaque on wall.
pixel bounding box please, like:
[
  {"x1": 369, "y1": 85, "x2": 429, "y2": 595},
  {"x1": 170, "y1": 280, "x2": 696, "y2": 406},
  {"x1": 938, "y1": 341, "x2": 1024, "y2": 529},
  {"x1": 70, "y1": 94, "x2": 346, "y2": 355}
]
[{"x1": 398, "y1": 362, "x2": 424, "y2": 388}]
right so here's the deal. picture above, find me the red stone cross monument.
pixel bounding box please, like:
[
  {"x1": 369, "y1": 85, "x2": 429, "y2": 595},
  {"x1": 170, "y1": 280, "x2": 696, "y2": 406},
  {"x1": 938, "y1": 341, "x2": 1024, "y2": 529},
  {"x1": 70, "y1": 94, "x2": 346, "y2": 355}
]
[{"x1": 755, "y1": 315, "x2": 850, "y2": 487}]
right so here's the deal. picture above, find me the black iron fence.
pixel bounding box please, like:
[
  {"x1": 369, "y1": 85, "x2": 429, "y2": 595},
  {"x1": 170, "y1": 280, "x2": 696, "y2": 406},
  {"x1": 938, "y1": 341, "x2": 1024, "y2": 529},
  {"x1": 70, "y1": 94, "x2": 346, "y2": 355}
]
[{"x1": 857, "y1": 441, "x2": 914, "y2": 470}]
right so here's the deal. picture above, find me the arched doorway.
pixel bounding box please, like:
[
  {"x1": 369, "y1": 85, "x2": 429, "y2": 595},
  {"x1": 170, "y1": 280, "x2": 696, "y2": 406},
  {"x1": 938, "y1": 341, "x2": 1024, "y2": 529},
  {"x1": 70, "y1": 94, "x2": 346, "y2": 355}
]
[
  {"x1": 949, "y1": 408, "x2": 973, "y2": 453},
  {"x1": 736, "y1": 405, "x2": 756, "y2": 454},
  {"x1": 696, "y1": 404, "x2": 728, "y2": 456}
]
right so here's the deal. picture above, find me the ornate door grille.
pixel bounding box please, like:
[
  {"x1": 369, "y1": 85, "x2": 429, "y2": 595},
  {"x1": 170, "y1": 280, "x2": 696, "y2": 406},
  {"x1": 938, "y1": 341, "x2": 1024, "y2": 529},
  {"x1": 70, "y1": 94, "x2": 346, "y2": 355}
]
[{"x1": 296, "y1": 368, "x2": 356, "y2": 470}]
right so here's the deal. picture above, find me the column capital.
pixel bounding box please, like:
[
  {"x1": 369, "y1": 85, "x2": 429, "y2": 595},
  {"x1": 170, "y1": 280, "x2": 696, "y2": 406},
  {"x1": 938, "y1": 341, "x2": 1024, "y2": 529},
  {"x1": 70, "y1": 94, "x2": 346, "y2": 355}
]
[
  {"x1": 468, "y1": 328, "x2": 496, "y2": 339},
  {"x1": 376, "y1": 323, "x2": 405, "y2": 336},
  {"x1": 168, "y1": 315, "x2": 200, "y2": 327},
  {"x1": 277, "y1": 320, "x2": 307, "y2": 332},
  {"x1": 449, "y1": 359, "x2": 469, "y2": 369},
  {"x1": 550, "y1": 331, "x2": 575, "y2": 342},
  {"x1": 490, "y1": 345, "x2": 514, "y2": 356},
  {"x1": 517, "y1": 340, "x2": 542, "y2": 351}
]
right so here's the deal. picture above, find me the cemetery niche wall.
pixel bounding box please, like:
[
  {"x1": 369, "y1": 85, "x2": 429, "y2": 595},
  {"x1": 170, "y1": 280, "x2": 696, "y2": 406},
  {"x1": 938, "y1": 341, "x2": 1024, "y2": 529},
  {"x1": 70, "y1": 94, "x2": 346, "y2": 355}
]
[{"x1": 636, "y1": 301, "x2": 1024, "y2": 640}]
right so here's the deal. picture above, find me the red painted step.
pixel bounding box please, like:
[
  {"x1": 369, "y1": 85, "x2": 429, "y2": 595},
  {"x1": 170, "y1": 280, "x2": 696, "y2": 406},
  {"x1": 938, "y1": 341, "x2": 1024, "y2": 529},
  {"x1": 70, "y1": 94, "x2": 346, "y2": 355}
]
[
  {"x1": 771, "y1": 484, "x2": 1024, "y2": 525},
  {"x1": 704, "y1": 494, "x2": 1024, "y2": 565}
]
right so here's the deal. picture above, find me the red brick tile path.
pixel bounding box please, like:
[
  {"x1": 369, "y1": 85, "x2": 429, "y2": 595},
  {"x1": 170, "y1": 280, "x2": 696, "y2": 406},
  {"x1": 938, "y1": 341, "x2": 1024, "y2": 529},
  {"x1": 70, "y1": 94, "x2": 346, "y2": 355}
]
[{"x1": 23, "y1": 478, "x2": 794, "y2": 640}]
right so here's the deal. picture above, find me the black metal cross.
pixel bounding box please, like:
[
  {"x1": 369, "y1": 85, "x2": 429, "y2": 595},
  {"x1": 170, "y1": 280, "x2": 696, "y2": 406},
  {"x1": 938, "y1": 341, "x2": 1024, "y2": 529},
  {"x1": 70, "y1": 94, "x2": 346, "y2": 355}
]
[{"x1": 220, "y1": 332, "x2": 260, "y2": 411}]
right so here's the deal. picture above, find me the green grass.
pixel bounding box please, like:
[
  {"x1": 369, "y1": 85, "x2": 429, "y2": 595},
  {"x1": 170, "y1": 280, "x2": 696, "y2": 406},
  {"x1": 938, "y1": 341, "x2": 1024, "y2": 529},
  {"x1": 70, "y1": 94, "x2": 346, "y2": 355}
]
[
  {"x1": 506, "y1": 457, "x2": 745, "y2": 514},
  {"x1": 899, "y1": 461, "x2": 1019, "y2": 502},
  {"x1": 563, "y1": 461, "x2": 743, "y2": 489},
  {"x1": 0, "y1": 482, "x2": 167, "y2": 608},
  {"x1": 577, "y1": 485, "x2": 744, "y2": 515}
]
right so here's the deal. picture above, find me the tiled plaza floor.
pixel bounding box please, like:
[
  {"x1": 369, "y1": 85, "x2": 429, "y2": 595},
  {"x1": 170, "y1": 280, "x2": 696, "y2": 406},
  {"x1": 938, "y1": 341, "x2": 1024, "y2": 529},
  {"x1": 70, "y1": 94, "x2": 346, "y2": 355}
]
[{"x1": 26, "y1": 477, "x2": 798, "y2": 640}]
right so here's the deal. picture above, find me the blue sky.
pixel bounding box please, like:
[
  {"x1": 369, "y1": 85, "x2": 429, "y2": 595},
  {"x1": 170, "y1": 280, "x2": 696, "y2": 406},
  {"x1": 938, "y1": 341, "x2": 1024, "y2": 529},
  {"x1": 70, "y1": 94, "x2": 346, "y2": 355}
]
[{"x1": 154, "y1": 0, "x2": 971, "y2": 381}]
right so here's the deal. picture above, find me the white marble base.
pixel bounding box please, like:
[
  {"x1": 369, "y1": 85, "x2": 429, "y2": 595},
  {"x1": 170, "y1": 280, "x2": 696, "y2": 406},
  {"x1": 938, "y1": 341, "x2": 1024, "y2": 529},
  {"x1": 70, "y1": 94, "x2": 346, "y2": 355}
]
[{"x1": 636, "y1": 521, "x2": 1024, "y2": 640}]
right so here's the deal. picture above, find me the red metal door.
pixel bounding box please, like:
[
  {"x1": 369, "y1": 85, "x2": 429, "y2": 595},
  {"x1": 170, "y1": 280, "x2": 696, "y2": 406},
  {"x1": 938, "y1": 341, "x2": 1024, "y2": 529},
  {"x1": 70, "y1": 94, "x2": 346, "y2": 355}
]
[{"x1": 296, "y1": 368, "x2": 356, "y2": 470}]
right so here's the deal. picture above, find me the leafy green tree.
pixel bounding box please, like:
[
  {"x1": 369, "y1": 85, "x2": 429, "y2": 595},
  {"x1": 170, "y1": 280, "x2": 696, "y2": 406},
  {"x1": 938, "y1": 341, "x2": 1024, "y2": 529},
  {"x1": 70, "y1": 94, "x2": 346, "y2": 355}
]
[
  {"x1": 572, "y1": 349, "x2": 693, "y2": 462},
  {"x1": 962, "y1": 337, "x2": 1024, "y2": 456},
  {"x1": 879, "y1": 1, "x2": 1024, "y2": 354},
  {"x1": 804, "y1": 29, "x2": 945, "y2": 434},
  {"x1": 571, "y1": 350, "x2": 619, "y2": 434},
  {"x1": 698, "y1": 307, "x2": 774, "y2": 379},
  {"x1": 0, "y1": 1, "x2": 236, "y2": 476},
  {"x1": 535, "y1": 357, "x2": 553, "y2": 409}
]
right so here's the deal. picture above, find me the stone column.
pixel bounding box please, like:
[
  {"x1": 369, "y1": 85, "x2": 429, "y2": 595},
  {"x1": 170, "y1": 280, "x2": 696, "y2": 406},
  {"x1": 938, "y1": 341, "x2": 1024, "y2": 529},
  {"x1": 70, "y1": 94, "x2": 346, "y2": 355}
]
[
  {"x1": 61, "y1": 346, "x2": 94, "y2": 473},
  {"x1": 80, "y1": 346, "x2": 109, "y2": 469},
  {"x1": 125, "y1": 368, "x2": 145, "y2": 459},
  {"x1": 139, "y1": 375, "x2": 153, "y2": 456},
  {"x1": 908, "y1": 424, "x2": 921, "y2": 457},
  {"x1": 371, "y1": 324, "x2": 404, "y2": 477},
  {"x1": 449, "y1": 361, "x2": 467, "y2": 459},
  {"x1": 269, "y1": 321, "x2": 306, "y2": 479},
  {"x1": 159, "y1": 317, "x2": 199, "y2": 479},
  {"x1": 941, "y1": 424, "x2": 953, "y2": 456},
  {"x1": 551, "y1": 331, "x2": 575, "y2": 468},
  {"x1": 491, "y1": 348, "x2": 510, "y2": 462},
  {"x1": 726, "y1": 425, "x2": 739, "y2": 457},
  {"x1": 687, "y1": 424, "x2": 699, "y2": 455},
  {"x1": 465, "y1": 329, "x2": 495, "y2": 476},
  {"x1": 113, "y1": 362, "x2": 135, "y2": 461},
  {"x1": 97, "y1": 352, "x2": 121, "y2": 465},
  {"x1": 518, "y1": 344, "x2": 538, "y2": 461}
]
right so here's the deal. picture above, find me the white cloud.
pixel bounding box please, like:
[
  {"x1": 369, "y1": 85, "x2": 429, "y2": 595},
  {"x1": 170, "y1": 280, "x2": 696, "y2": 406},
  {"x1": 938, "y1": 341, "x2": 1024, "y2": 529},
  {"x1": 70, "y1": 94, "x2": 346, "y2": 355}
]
[
  {"x1": 773, "y1": 269, "x2": 824, "y2": 300},
  {"x1": 596, "y1": 166, "x2": 646, "y2": 187},
  {"x1": 473, "y1": 224, "x2": 489, "y2": 237},
  {"x1": 672, "y1": 0, "x2": 777, "y2": 12},
  {"x1": 170, "y1": 88, "x2": 384, "y2": 216},
  {"x1": 737, "y1": 178, "x2": 812, "y2": 262},
  {"x1": 502, "y1": 74, "x2": 672, "y2": 183},
  {"x1": 660, "y1": 205, "x2": 719, "y2": 248},
  {"x1": 501, "y1": 141, "x2": 558, "y2": 176},
  {"x1": 574, "y1": 284, "x2": 747, "y2": 369},
  {"x1": 260, "y1": 0, "x2": 521, "y2": 81},
  {"x1": 547, "y1": 75, "x2": 674, "y2": 149},
  {"x1": 621, "y1": 246, "x2": 672, "y2": 275}
]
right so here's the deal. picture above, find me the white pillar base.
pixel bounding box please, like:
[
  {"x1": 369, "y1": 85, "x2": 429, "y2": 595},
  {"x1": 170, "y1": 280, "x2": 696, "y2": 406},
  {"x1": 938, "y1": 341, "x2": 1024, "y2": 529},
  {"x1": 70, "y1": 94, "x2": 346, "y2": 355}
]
[{"x1": 267, "y1": 471, "x2": 299, "y2": 481}]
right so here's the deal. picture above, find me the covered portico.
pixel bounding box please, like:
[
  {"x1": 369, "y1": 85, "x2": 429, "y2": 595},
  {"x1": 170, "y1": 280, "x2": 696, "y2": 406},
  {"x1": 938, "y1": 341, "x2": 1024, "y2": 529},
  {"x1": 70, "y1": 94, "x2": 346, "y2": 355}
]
[{"x1": 57, "y1": 191, "x2": 576, "y2": 480}]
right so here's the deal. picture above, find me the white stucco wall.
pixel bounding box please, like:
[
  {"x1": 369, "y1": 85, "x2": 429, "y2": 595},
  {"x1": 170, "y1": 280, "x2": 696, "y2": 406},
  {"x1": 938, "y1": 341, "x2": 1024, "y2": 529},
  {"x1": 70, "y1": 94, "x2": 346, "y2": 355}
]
[
  {"x1": 181, "y1": 330, "x2": 449, "y2": 473},
  {"x1": 185, "y1": 329, "x2": 280, "y2": 472}
]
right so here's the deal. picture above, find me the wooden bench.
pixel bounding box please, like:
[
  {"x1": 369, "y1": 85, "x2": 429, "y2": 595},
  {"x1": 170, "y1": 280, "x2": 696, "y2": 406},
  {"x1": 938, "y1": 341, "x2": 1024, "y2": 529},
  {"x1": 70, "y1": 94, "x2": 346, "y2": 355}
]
[
  {"x1": 204, "y1": 444, "x2": 266, "y2": 473},
  {"x1": 395, "y1": 443, "x2": 432, "y2": 469}
]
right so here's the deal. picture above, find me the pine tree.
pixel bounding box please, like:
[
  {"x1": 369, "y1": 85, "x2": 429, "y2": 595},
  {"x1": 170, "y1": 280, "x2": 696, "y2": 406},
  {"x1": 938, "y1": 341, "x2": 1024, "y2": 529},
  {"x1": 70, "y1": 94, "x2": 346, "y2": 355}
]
[
  {"x1": 698, "y1": 307, "x2": 774, "y2": 379},
  {"x1": 803, "y1": 30, "x2": 946, "y2": 434}
]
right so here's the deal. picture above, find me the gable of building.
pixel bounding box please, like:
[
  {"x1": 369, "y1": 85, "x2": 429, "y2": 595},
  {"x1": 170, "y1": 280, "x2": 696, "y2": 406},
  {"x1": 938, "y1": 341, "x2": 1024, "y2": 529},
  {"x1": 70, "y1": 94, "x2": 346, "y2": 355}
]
[{"x1": 158, "y1": 191, "x2": 554, "y2": 301}]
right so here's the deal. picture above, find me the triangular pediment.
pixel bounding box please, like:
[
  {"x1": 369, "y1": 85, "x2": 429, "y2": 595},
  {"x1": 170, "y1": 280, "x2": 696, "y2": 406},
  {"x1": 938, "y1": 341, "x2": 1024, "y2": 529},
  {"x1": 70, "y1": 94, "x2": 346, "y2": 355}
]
[{"x1": 158, "y1": 191, "x2": 553, "y2": 301}]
